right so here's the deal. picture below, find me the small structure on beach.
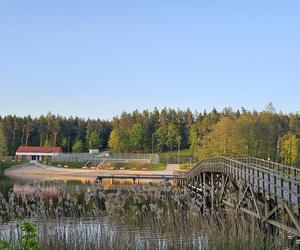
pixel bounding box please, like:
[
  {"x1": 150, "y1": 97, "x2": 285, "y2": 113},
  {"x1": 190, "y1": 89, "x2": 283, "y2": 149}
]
[
  {"x1": 89, "y1": 149, "x2": 99, "y2": 154},
  {"x1": 15, "y1": 146, "x2": 62, "y2": 161}
]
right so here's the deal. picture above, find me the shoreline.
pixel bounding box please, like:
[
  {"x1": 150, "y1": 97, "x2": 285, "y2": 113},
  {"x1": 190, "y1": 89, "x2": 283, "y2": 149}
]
[{"x1": 4, "y1": 163, "x2": 179, "y2": 182}]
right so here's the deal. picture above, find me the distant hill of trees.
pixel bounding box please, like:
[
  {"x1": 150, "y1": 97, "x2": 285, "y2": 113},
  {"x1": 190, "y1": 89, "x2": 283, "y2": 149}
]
[{"x1": 1, "y1": 103, "x2": 300, "y2": 166}]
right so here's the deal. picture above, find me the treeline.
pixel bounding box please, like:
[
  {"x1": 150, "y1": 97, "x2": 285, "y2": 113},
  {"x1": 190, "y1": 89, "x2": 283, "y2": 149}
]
[
  {"x1": 0, "y1": 114, "x2": 112, "y2": 155},
  {"x1": 1, "y1": 104, "x2": 300, "y2": 165},
  {"x1": 191, "y1": 105, "x2": 300, "y2": 166}
]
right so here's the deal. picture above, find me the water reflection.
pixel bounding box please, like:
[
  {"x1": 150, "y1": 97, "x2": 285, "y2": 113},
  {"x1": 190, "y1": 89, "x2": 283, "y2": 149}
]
[
  {"x1": 0, "y1": 174, "x2": 166, "y2": 199},
  {"x1": 0, "y1": 218, "x2": 207, "y2": 250},
  {"x1": 0, "y1": 175, "x2": 206, "y2": 249}
]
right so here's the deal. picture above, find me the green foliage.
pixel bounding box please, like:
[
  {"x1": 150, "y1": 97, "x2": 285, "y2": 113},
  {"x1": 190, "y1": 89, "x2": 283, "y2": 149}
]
[
  {"x1": 88, "y1": 130, "x2": 100, "y2": 149},
  {"x1": 61, "y1": 137, "x2": 68, "y2": 152},
  {"x1": 279, "y1": 133, "x2": 299, "y2": 165},
  {"x1": 0, "y1": 161, "x2": 28, "y2": 178},
  {"x1": 154, "y1": 127, "x2": 167, "y2": 152},
  {"x1": 109, "y1": 124, "x2": 147, "y2": 153},
  {"x1": 202, "y1": 117, "x2": 239, "y2": 157},
  {"x1": 179, "y1": 163, "x2": 192, "y2": 171},
  {"x1": 0, "y1": 239, "x2": 10, "y2": 250},
  {"x1": 188, "y1": 124, "x2": 200, "y2": 154},
  {"x1": 192, "y1": 106, "x2": 300, "y2": 166},
  {"x1": 109, "y1": 162, "x2": 166, "y2": 170},
  {"x1": 72, "y1": 139, "x2": 84, "y2": 153},
  {"x1": 42, "y1": 161, "x2": 84, "y2": 168},
  {"x1": 17, "y1": 221, "x2": 39, "y2": 250},
  {"x1": 119, "y1": 131, "x2": 131, "y2": 152},
  {"x1": 129, "y1": 123, "x2": 146, "y2": 152},
  {"x1": 2, "y1": 106, "x2": 300, "y2": 166},
  {"x1": 108, "y1": 129, "x2": 121, "y2": 151},
  {"x1": 166, "y1": 123, "x2": 180, "y2": 151},
  {"x1": 159, "y1": 149, "x2": 194, "y2": 164},
  {"x1": 0, "y1": 161, "x2": 27, "y2": 171},
  {"x1": 43, "y1": 138, "x2": 51, "y2": 147},
  {"x1": 0, "y1": 113, "x2": 111, "y2": 156},
  {"x1": 0, "y1": 125, "x2": 7, "y2": 157},
  {"x1": 0, "y1": 221, "x2": 39, "y2": 250}
]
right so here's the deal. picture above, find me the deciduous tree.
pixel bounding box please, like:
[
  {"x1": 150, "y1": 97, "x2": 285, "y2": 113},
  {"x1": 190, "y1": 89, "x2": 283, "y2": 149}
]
[{"x1": 72, "y1": 139, "x2": 84, "y2": 153}]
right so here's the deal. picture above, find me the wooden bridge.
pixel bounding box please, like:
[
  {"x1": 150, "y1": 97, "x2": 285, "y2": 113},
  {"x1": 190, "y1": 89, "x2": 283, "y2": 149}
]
[
  {"x1": 181, "y1": 157, "x2": 300, "y2": 237},
  {"x1": 95, "y1": 156, "x2": 300, "y2": 236}
]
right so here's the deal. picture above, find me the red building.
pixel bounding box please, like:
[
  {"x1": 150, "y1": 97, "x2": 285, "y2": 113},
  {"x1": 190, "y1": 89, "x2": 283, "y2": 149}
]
[{"x1": 15, "y1": 146, "x2": 62, "y2": 161}]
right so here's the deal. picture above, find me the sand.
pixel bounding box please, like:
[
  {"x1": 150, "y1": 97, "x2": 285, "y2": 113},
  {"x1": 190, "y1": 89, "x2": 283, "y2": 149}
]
[{"x1": 4, "y1": 162, "x2": 179, "y2": 182}]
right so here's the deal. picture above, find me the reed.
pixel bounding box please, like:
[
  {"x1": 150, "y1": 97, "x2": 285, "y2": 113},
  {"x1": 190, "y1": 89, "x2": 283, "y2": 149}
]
[{"x1": 0, "y1": 185, "x2": 296, "y2": 249}]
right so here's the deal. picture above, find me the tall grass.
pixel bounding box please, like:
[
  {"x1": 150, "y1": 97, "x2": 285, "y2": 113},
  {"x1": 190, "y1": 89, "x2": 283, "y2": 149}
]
[{"x1": 0, "y1": 185, "x2": 295, "y2": 249}]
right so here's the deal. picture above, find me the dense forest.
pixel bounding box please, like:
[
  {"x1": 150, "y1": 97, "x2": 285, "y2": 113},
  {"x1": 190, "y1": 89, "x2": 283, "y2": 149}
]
[{"x1": 1, "y1": 103, "x2": 300, "y2": 166}]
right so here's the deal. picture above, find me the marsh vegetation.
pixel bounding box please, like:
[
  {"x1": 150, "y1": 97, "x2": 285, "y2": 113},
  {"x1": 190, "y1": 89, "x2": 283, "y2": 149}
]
[{"x1": 0, "y1": 185, "x2": 296, "y2": 249}]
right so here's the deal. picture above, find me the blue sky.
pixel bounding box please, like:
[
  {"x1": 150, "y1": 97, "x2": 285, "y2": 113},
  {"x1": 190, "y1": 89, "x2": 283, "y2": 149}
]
[{"x1": 0, "y1": 1, "x2": 299, "y2": 119}]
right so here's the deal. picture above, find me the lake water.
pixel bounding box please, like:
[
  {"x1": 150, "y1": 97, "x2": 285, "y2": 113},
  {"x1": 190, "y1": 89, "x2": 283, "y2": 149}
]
[
  {"x1": 0, "y1": 217, "x2": 207, "y2": 249},
  {"x1": 0, "y1": 173, "x2": 168, "y2": 198},
  {"x1": 0, "y1": 173, "x2": 207, "y2": 249}
]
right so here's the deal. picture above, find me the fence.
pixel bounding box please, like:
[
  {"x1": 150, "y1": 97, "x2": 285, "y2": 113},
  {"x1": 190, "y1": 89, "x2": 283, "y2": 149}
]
[{"x1": 55, "y1": 153, "x2": 160, "y2": 164}]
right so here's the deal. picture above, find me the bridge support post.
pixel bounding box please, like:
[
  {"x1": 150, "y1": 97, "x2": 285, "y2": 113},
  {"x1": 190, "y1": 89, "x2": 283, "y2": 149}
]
[
  {"x1": 211, "y1": 173, "x2": 215, "y2": 213},
  {"x1": 298, "y1": 185, "x2": 300, "y2": 221},
  {"x1": 96, "y1": 176, "x2": 103, "y2": 185},
  {"x1": 203, "y1": 172, "x2": 206, "y2": 192},
  {"x1": 203, "y1": 172, "x2": 208, "y2": 214},
  {"x1": 263, "y1": 196, "x2": 272, "y2": 234},
  {"x1": 199, "y1": 173, "x2": 202, "y2": 191}
]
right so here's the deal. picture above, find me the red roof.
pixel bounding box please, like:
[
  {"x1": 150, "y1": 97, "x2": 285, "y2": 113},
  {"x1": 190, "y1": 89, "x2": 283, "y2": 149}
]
[{"x1": 16, "y1": 146, "x2": 62, "y2": 154}]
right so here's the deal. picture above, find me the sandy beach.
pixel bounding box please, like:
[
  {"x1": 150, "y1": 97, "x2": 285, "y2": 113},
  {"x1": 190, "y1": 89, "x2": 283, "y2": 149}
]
[{"x1": 4, "y1": 162, "x2": 180, "y2": 182}]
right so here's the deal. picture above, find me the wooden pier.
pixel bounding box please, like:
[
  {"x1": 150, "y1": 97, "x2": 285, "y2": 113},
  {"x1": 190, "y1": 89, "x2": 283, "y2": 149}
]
[{"x1": 96, "y1": 174, "x2": 185, "y2": 184}]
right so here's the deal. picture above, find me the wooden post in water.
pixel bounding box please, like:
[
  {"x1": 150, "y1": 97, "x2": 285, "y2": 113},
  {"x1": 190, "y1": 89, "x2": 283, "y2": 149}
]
[
  {"x1": 203, "y1": 172, "x2": 207, "y2": 213},
  {"x1": 199, "y1": 173, "x2": 203, "y2": 191},
  {"x1": 298, "y1": 184, "x2": 300, "y2": 222},
  {"x1": 211, "y1": 173, "x2": 215, "y2": 213},
  {"x1": 264, "y1": 196, "x2": 272, "y2": 234}
]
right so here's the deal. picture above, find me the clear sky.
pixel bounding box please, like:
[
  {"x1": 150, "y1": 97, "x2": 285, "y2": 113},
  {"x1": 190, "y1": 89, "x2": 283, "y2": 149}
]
[{"x1": 0, "y1": 1, "x2": 299, "y2": 119}]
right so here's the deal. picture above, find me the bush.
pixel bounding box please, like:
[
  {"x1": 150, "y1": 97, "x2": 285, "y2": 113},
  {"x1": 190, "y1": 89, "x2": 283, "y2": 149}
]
[
  {"x1": 0, "y1": 221, "x2": 39, "y2": 250},
  {"x1": 179, "y1": 164, "x2": 192, "y2": 171}
]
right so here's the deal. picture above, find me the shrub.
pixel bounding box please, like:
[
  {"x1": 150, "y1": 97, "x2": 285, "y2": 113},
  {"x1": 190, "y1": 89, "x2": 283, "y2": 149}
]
[{"x1": 0, "y1": 221, "x2": 39, "y2": 250}]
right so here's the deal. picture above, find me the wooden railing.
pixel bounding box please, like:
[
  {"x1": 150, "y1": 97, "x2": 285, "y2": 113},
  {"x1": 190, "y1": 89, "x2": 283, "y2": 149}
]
[{"x1": 183, "y1": 156, "x2": 300, "y2": 206}]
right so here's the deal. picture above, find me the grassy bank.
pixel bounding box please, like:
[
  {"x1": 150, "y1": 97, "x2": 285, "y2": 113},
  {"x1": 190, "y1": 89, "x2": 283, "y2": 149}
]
[
  {"x1": 179, "y1": 163, "x2": 193, "y2": 171},
  {"x1": 108, "y1": 162, "x2": 166, "y2": 171},
  {"x1": 0, "y1": 160, "x2": 28, "y2": 177},
  {"x1": 0, "y1": 160, "x2": 27, "y2": 171},
  {"x1": 42, "y1": 161, "x2": 166, "y2": 171},
  {"x1": 41, "y1": 161, "x2": 84, "y2": 168},
  {"x1": 159, "y1": 149, "x2": 198, "y2": 165},
  {"x1": 159, "y1": 149, "x2": 192, "y2": 157}
]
